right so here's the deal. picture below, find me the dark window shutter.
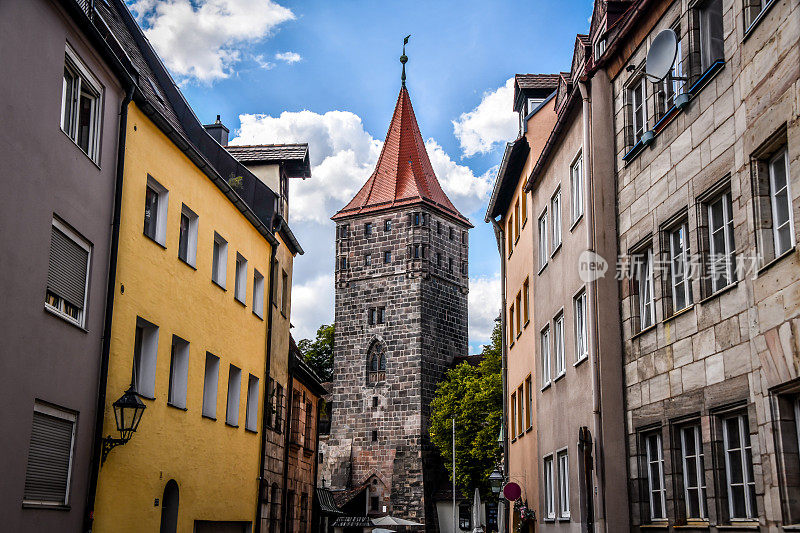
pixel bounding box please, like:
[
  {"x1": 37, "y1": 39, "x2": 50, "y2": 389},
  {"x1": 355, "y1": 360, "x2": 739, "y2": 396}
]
[
  {"x1": 48, "y1": 227, "x2": 89, "y2": 309},
  {"x1": 24, "y1": 411, "x2": 74, "y2": 503}
]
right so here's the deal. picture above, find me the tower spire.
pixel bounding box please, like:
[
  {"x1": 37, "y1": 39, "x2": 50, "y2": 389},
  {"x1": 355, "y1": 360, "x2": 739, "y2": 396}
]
[{"x1": 400, "y1": 35, "x2": 410, "y2": 87}]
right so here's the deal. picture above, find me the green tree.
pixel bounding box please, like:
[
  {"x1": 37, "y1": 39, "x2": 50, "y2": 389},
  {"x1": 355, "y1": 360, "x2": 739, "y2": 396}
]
[
  {"x1": 297, "y1": 323, "x2": 334, "y2": 382},
  {"x1": 429, "y1": 319, "x2": 502, "y2": 494}
]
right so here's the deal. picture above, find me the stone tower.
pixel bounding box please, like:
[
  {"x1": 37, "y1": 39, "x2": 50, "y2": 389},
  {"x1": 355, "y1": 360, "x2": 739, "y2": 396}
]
[{"x1": 325, "y1": 84, "x2": 471, "y2": 528}]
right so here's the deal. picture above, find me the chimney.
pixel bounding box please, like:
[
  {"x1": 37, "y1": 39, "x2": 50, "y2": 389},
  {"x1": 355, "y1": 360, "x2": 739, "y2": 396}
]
[{"x1": 204, "y1": 114, "x2": 229, "y2": 146}]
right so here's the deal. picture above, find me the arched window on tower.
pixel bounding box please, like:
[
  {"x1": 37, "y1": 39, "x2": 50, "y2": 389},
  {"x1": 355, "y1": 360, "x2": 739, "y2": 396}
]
[{"x1": 368, "y1": 342, "x2": 387, "y2": 383}]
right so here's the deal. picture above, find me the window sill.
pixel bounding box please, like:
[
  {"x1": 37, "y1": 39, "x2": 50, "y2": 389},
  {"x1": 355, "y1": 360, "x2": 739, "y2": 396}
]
[
  {"x1": 551, "y1": 242, "x2": 562, "y2": 258},
  {"x1": 674, "y1": 522, "x2": 710, "y2": 529},
  {"x1": 699, "y1": 280, "x2": 739, "y2": 305},
  {"x1": 743, "y1": 0, "x2": 778, "y2": 42},
  {"x1": 225, "y1": 422, "x2": 239, "y2": 429},
  {"x1": 166, "y1": 402, "x2": 187, "y2": 412},
  {"x1": 523, "y1": 319, "x2": 530, "y2": 329},
  {"x1": 44, "y1": 305, "x2": 88, "y2": 333},
  {"x1": 663, "y1": 304, "x2": 695, "y2": 324},
  {"x1": 138, "y1": 393, "x2": 156, "y2": 401},
  {"x1": 541, "y1": 381, "x2": 551, "y2": 392},
  {"x1": 758, "y1": 245, "x2": 797, "y2": 276},
  {"x1": 245, "y1": 427, "x2": 258, "y2": 434},
  {"x1": 640, "y1": 524, "x2": 669, "y2": 529},
  {"x1": 553, "y1": 371, "x2": 566, "y2": 383},
  {"x1": 253, "y1": 310, "x2": 264, "y2": 321},
  {"x1": 573, "y1": 355, "x2": 588, "y2": 367},
  {"x1": 538, "y1": 262, "x2": 548, "y2": 275},
  {"x1": 143, "y1": 232, "x2": 167, "y2": 249},
  {"x1": 717, "y1": 524, "x2": 760, "y2": 531},
  {"x1": 782, "y1": 525, "x2": 800, "y2": 531},
  {"x1": 303, "y1": 446, "x2": 315, "y2": 456},
  {"x1": 526, "y1": 425, "x2": 533, "y2": 433},
  {"x1": 178, "y1": 256, "x2": 197, "y2": 270},
  {"x1": 234, "y1": 297, "x2": 247, "y2": 307},
  {"x1": 631, "y1": 323, "x2": 657, "y2": 340},
  {"x1": 202, "y1": 414, "x2": 217, "y2": 421},
  {"x1": 558, "y1": 516, "x2": 571, "y2": 522},
  {"x1": 22, "y1": 502, "x2": 71, "y2": 511},
  {"x1": 212, "y1": 279, "x2": 227, "y2": 292},
  {"x1": 569, "y1": 214, "x2": 583, "y2": 233}
]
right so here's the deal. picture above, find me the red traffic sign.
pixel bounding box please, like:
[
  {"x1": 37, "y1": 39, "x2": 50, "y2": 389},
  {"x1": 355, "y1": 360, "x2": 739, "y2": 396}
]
[{"x1": 503, "y1": 482, "x2": 521, "y2": 501}]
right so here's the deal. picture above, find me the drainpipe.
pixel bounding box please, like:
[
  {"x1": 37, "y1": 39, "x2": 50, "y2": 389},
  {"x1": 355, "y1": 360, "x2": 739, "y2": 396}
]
[
  {"x1": 84, "y1": 82, "x2": 135, "y2": 533},
  {"x1": 578, "y1": 79, "x2": 605, "y2": 531},
  {"x1": 255, "y1": 244, "x2": 278, "y2": 533},
  {"x1": 490, "y1": 219, "x2": 509, "y2": 533}
]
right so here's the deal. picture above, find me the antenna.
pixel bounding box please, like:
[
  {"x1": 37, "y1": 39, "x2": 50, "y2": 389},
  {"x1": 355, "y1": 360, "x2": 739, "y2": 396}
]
[{"x1": 645, "y1": 29, "x2": 685, "y2": 82}]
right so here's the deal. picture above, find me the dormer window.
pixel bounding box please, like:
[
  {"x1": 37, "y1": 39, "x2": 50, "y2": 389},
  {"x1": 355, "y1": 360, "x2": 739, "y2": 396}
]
[
  {"x1": 527, "y1": 97, "x2": 544, "y2": 114},
  {"x1": 594, "y1": 38, "x2": 606, "y2": 60}
]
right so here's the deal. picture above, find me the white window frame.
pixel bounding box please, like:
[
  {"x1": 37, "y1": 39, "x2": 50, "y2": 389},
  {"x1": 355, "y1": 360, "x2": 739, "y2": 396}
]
[
  {"x1": 253, "y1": 269, "x2": 265, "y2": 318},
  {"x1": 723, "y1": 413, "x2": 757, "y2": 520},
  {"x1": 629, "y1": 78, "x2": 648, "y2": 145},
  {"x1": 45, "y1": 218, "x2": 91, "y2": 328},
  {"x1": 554, "y1": 312, "x2": 565, "y2": 377},
  {"x1": 226, "y1": 364, "x2": 242, "y2": 426},
  {"x1": 769, "y1": 148, "x2": 794, "y2": 256},
  {"x1": 551, "y1": 188, "x2": 562, "y2": 252},
  {"x1": 570, "y1": 152, "x2": 584, "y2": 223},
  {"x1": 645, "y1": 431, "x2": 667, "y2": 521},
  {"x1": 23, "y1": 402, "x2": 77, "y2": 506},
  {"x1": 212, "y1": 232, "x2": 228, "y2": 289},
  {"x1": 178, "y1": 204, "x2": 198, "y2": 267},
  {"x1": 707, "y1": 192, "x2": 736, "y2": 293},
  {"x1": 62, "y1": 44, "x2": 102, "y2": 163},
  {"x1": 669, "y1": 222, "x2": 693, "y2": 313},
  {"x1": 543, "y1": 454, "x2": 555, "y2": 519},
  {"x1": 144, "y1": 176, "x2": 169, "y2": 245},
  {"x1": 168, "y1": 336, "x2": 189, "y2": 409},
  {"x1": 133, "y1": 317, "x2": 159, "y2": 399},
  {"x1": 234, "y1": 253, "x2": 248, "y2": 304},
  {"x1": 203, "y1": 352, "x2": 220, "y2": 419},
  {"x1": 637, "y1": 247, "x2": 656, "y2": 330},
  {"x1": 574, "y1": 290, "x2": 588, "y2": 363},
  {"x1": 538, "y1": 209, "x2": 548, "y2": 270},
  {"x1": 680, "y1": 424, "x2": 707, "y2": 519},
  {"x1": 557, "y1": 449, "x2": 570, "y2": 519},
  {"x1": 541, "y1": 325, "x2": 551, "y2": 388}
]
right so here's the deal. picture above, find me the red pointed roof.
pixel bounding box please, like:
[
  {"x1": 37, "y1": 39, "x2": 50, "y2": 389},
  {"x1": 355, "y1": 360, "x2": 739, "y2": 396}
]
[{"x1": 332, "y1": 87, "x2": 472, "y2": 226}]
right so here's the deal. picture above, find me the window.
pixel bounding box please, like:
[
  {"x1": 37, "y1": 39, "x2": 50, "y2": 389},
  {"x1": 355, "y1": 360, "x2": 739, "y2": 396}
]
[
  {"x1": 629, "y1": 77, "x2": 648, "y2": 146},
  {"x1": 554, "y1": 313, "x2": 565, "y2": 376},
  {"x1": 202, "y1": 353, "x2": 220, "y2": 419},
  {"x1": 515, "y1": 292, "x2": 522, "y2": 335},
  {"x1": 178, "y1": 205, "x2": 198, "y2": 266},
  {"x1": 574, "y1": 291, "x2": 588, "y2": 362},
  {"x1": 384, "y1": 219, "x2": 392, "y2": 232},
  {"x1": 265, "y1": 379, "x2": 275, "y2": 427},
  {"x1": 436, "y1": 252, "x2": 442, "y2": 267},
  {"x1": 413, "y1": 244, "x2": 421, "y2": 259},
  {"x1": 304, "y1": 401, "x2": 313, "y2": 447},
  {"x1": 527, "y1": 97, "x2": 544, "y2": 114},
  {"x1": 413, "y1": 213, "x2": 421, "y2": 226},
  {"x1": 168, "y1": 336, "x2": 189, "y2": 409},
  {"x1": 143, "y1": 176, "x2": 169, "y2": 245},
  {"x1": 212, "y1": 233, "x2": 228, "y2": 288},
  {"x1": 365, "y1": 253, "x2": 372, "y2": 266},
  {"x1": 551, "y1": 189, "x2": 562, "y2": 251},
  {"x1": 657, "y1": 23, "x2": 685, "y2": 117},
  {"x1": 723, "y1": 413, "x2": 757, "y2": 520},
  {"x1": 699, "y1": 0, "x2": 724, "y2": 72},
  {"x1": 541, "y1": 325, "x2": 551, "y2": 386},
  {"x1": 448, "y1": 257, "x2": 453, "y2": 273},
  {"x1": 461, "y1": 261, "x2": 467, "y2": 276},
  {"x1": 368, "y1": 308, "x2": 376, "y2": 325},
  {"x1": 594, "y1": 37, "x2": 606, "y2": 60},
  {"x1": 437, "y1": 221, "x2": 442, "y2": 234},
  {"x1": 538, "y1": 210, "x2": 548, "y2": 270},
  {"x1": 510, "y1": 392, "x2": 517, "y2": 438},
  {"x1": 509, "y1": 304, "x2": 515, "y2": 345},
  {"x1": 290, "y1": 391, "x2": 302, "y2": 444},
  {"x1": 365, "y1": 222, "x2": 373, "y2": 236},
  {"x1": 274, "y1": 383, "x2": 284, "y2": 433},
  {"x1": 634, "y1": 247, "x2": 656, "y2": 330},
  {"x1": 253, "y1": 270, "x2": 265, "y2": 318},
  {"x1": 61, "y1": 45, "x2": 101, "y2": 161},
  {"x1": 543, "y1": 455, "x2": 555, "y2": 519},
  {"x1": 287, "y1": 490, "x2": 296, "y2": 526},
  {"x1": 23, "y1": 402, "x2": 76, "y2": 506},
  {"x1": 377, "y1": 307, "x2": 385, "y2": 324},
  {"x1": 571, "y1": 153, "x2": 584, "y2": 221},
  {"x1": 372, "y1": 429, "x2": 378, "y2": 442},
  {"x1": 339, "y1": 256, "x2": 348, "y2": 271},
  {"x1": 133, "y1": 318, "x2": 159, "y2": 398},
  {"x1": 225, "y1": 365, "x2": 241, "y2": 426},
  {"x1": 745, "y1": 0, "x2": 775, "y2": 29},
  {"x1": 234, "y1": 253, "x2": 248, "y2": 303},
  {"x1": 300, "y1": 493, "x2": 309, "y2": 532},
  {"x1": 557, "y1": 450, "x2": 570, "y2": 518},
  {"x1": 680, "y1": 424, "x2": 707, "y2": 519},
  {"x1": 367, "y1": 342, "x2": 387, "y2": 383},
  {"x1": 523, "y1": 278, "x2": 530, "y2": 325},
  {"x1": 459, "y1": 500, "x2": 472, "y2": 530},
  {"x1": 449, "y1": 227, "x2": 455, "y2": 240},
  {"x1": 384, "y1": 250, "x2": 391, "y2": 263},
  {"x1": 45, "y1": 219, "x2": 91, "y2": 327},
  {"x1": 269, "y1": 484, "x2": 280, "y2": 533},
  {"x1": 281, "y1": 269, "x2": 290, "y2": 316},
  {"x1": 246, "y1": 374, "x2": 259, "y2": 431},
  {"x1": 462, "y1": 230, "x2": 468, "y2": 245},
  {"x1": 517, "y1": 385, "x2": 524, "y2": 437},
  {"x1": 373, "y1": 396, "x2": 379, "y2": 408},
  {"x1": 339, "y1": 224, "x2": 349, "y2": 239},
  {"x1": 521, "y1": 192, "x2": 528, "y2": 227},
  {"x1": 514, "y1": 200, "x2": 521, "y2": 241},
  {"x1": 666, "y1": 221, "x2": 693, "y2": 315},
  {"x1": 707, "y1": 191, "x2": 736, "y2": 293},
  {"x1": 645, "y1": 431, "x2": 667, "y2": 521},
  {"x1": 507, "y1": 218, "x2": 513, "y2": 256},
  {"x1": 769, "y1": 148, "x2": 794, "y2": 256},
  {"x1": 524, "y1": 376, "x2": 532, "y2": 429}
]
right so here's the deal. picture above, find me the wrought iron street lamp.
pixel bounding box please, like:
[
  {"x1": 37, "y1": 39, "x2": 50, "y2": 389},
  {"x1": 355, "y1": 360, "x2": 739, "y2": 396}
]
[
  {"x1": 489, "y1": 468, "x2": 504, "y2": 495},
  {"x1": 101, "y1": 384, "x2": 146, "y2": 464}
]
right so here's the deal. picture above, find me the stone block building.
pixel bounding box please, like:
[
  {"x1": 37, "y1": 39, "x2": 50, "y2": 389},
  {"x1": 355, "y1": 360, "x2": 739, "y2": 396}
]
[{"x1": 324, "y1": 82, "x2": 471, "y2": 529}]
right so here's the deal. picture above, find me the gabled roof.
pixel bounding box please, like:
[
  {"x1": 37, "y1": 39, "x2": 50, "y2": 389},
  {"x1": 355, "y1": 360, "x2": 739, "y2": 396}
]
[
  {"x1": 226, "y1": 144, "x2": 311, "y2": 178},
  {"x1": 332, "y1": 87, "x2": 471, "y2": 227},
  {"x1": 513, "y1": 74, "x2": 560, "y2": 112},
  {"x1": 484, "y1": 136, "x2": 530, "y2": 222}
]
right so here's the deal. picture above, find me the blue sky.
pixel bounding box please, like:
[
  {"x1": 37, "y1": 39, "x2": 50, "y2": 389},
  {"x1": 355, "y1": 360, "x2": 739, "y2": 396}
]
[{"x1": 130, "y1": 0, "x2": 594, "y2": 351}]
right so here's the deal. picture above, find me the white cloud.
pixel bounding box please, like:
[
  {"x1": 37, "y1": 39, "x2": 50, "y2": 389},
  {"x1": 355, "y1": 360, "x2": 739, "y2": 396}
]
[
  {"x1": 452, "y1": 77, "x2": 518, "y2": 158},
  {"x1": 231, "y1": 108, "x2": 496, "y2": 342},
  {"x1": 129, "y1": 0, "x2": 295, "y2": 83},
  {"x1": 275, "y1": 51, "x2": 301, "y2": 64},
  {"x1": 468, "y1": 274, "x2": 501, "y2": 352}
]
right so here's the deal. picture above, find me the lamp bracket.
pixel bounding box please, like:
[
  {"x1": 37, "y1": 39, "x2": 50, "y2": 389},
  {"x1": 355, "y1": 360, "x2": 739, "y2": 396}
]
[{"x1": 101, "y1": 436, "x2": 130, "y2": 465}]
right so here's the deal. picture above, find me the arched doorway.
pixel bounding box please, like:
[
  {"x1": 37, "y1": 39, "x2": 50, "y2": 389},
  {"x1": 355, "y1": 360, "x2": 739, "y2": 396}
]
[{"x1": 159, "y1": 479, "x2": 179, "y2": 533}]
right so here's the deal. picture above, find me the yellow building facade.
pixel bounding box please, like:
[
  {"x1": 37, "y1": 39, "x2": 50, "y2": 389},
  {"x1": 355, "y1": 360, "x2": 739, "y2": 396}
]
[{"x1": 93, "y1": 103, "x2": 274, "y2": 532}]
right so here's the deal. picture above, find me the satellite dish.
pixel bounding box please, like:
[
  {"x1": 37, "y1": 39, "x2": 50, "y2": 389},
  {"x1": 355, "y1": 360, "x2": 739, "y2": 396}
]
[{"x1": 645, "y1": 29, "x2": 678, "y2": 81}]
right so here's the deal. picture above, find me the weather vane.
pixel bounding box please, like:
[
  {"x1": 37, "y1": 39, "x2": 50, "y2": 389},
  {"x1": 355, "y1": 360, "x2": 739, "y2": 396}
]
[{"x1": 400, "y1": 35, "x2": 411, "y2": 87}]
